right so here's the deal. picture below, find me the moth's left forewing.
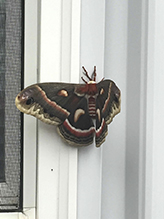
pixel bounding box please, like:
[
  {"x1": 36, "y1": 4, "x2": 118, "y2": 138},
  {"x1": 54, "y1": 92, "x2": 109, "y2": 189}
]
[{"x1": 15, "y1": 82, "x2": 78, "y2": 125}]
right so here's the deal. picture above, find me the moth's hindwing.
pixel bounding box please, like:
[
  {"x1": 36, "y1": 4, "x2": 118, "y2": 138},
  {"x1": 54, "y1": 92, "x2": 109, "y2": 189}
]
[
  {"x1": 95, "y1": 109, "x2": 108, "y2": 147},
  {"x1": 57, "y1": 96, "x2": 95, "y2": 146}
]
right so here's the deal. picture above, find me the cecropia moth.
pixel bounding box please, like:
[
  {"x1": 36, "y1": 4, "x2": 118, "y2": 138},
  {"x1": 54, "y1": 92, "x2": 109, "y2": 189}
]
[{"x1": 15, "y1": 66, "x2": 121, "y2": 147}]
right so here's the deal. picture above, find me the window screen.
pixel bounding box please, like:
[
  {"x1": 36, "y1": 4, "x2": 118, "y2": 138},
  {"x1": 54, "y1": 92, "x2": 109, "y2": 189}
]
[{"x1": 0, "y1": 0, "x2": 24, "y2": 211}]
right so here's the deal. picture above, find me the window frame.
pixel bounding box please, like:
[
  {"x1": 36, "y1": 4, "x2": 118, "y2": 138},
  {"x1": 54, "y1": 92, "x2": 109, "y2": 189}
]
[{"x1": 0, "y1": 0, "x2": 38, "y2": 218}]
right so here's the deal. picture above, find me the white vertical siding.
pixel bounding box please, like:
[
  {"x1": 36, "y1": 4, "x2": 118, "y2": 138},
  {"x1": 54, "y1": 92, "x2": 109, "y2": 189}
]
[
  {"x1": 102, "y1": 0, "x2": 128, "y2": 218},
  {"x1": 145, "y1": 0, "x2": 164, "y2": 219},
  {"x1": 77, "y1": 1, "x2": 105, "y2": 219},
  {"x1": 37, "y1": 1, "x2": 81, "y2": 219}
]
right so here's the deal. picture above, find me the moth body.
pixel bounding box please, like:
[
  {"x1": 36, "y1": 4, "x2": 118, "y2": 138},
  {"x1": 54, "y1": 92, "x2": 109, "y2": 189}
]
[{"x1": 88, "y1": 96, "x2": 96, "y2": 118}]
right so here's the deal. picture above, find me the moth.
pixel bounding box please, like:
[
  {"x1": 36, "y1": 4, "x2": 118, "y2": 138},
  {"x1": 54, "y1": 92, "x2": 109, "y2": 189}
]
[{"x1": 15, "y1": 66, "x2": 121, "y2": 147}]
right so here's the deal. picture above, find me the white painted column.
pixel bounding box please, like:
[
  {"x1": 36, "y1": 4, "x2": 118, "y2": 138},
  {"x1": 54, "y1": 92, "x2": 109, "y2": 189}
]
[
  {"x1": 37, "y1": 1, "x2": 81, "y2": 219},
  {"x1": 101, "y1": 0, "x2": 127, "y2": 218},
  {"x1": 77, "y1": 1, "x2": 105, "y2": 219},
  {"x1": 145, "y1": 0, "x2": 164, "y2": 219}
]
